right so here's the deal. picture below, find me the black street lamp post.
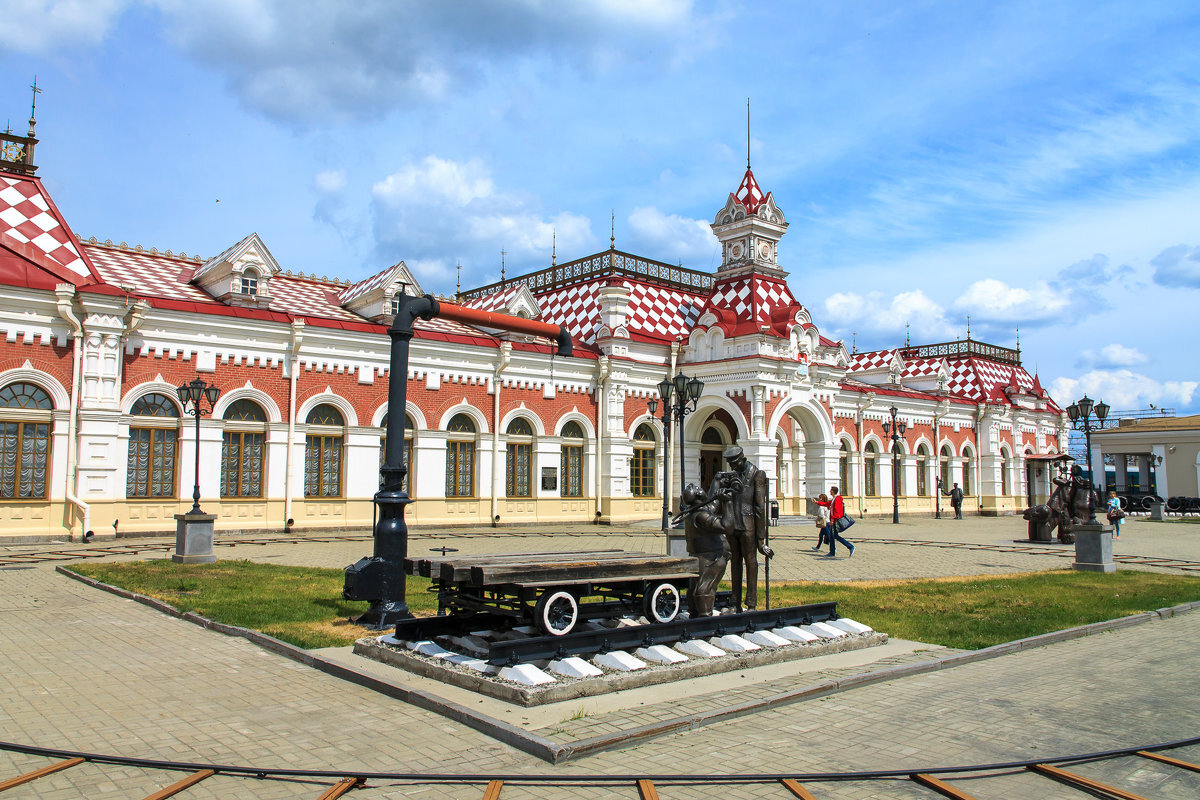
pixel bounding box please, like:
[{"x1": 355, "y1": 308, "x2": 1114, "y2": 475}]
[
  {"x1": 1066, "y1": 394, "x2": 1111, "y2": 489},
  {"x1": 646, "y1": 395, "x2": 671, "y2": 535},
  {"x1": 656, "y1": 372, "x2": 705, "y2": 502},
  {"x1": 176, "y1": 377, "x2": 220, "y2": 514},
  {"x1": 881, "y1": 406, "x2": 907, "y2": 525}
]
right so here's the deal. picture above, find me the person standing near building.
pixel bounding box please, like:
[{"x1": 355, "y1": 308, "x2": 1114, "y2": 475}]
[
  {"x1": 1106, "y1": 491, "x2": 1124, "y2": 539},
  {"x1": 944, "y1": 481, "x2": 964, "y2": 519},
  {"x1": 811, "y1": 493, "x2": 831, "y2": 551}
]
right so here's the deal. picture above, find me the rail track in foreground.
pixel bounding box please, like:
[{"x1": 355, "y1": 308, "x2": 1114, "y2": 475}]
[{"x1": 3, "y1": 737, "x2": 1200, "y2": 798}]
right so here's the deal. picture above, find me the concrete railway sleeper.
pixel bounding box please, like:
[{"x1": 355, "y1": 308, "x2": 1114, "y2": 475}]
[{"x1": 3, "y1": 736, "x2": 1200, "y2": 798}]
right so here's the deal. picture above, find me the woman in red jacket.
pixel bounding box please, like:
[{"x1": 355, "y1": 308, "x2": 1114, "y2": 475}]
[{"x1": 813, "y1": 486, "x2": 855, "y2": 557}]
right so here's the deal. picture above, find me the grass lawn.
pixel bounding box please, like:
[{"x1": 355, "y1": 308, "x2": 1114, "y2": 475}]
[{"x1": 69, "y1": 560, "x2": 1200, "y2": 651}]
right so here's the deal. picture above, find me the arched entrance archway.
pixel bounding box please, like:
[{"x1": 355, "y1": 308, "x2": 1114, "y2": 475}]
[{"x1": 769, "y1": 402, "x2": 834, "y2": 516}]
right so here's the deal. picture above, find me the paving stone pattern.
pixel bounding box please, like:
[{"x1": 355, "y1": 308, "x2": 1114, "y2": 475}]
[{"x1": 3, "y1": 516, "x2": 1200, "y2": 799}]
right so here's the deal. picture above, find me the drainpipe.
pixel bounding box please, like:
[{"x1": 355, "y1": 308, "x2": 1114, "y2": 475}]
[
  {"x1": 490, "y1": 343, "x2": 511, "y2": 527},
  {"x1": 975, "y1": 402, "x2": 986, "y2": 512},
  {"x1": 284, "y1": 319, "x2": 304, "y2": 529},
  {"x1": 595, "y1": 356, "x2": 609, "y2": 522},
  {"x1": 667, "y1": 342, "x2": 679, "y2": 512},
  {"x1": 54, "y1": 285, "x2": 88, "y2": 540}
]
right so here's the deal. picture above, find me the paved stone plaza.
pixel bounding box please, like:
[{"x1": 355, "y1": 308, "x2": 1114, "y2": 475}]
[{"x1": 3, "y1": 515, "x2": 1200, "y2": 798}]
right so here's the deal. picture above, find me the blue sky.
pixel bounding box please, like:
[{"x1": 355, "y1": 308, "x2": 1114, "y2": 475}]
[{"x1": 3, "y1": 0, "x2": 1198, "y2": 413}]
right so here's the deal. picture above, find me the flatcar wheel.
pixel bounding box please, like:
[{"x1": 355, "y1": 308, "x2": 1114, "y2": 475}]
[
  {"x1": 535, "y1": 590, "x2": 579, "y2": 636},
  {"x1": 642, "y1": 581, "x2": 682, "y2": 624}
]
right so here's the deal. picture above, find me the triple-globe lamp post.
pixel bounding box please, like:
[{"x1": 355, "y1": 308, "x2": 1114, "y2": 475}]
[
  {"x1": 647, "y1": 372, "x2": 704, "y2": 533},
  {"x1": 1065, "y1": 394, "x2": 1110, "y2": 489},
  {"x1": 881, "y1": 405, "x2": 907, "y2": 525},
  {"x1": 176, "y1": 377, "x2": 220, "y2": 515}
]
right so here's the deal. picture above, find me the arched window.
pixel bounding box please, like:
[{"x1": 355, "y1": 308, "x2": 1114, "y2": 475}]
[
  {"x1": 221, "y1": 399, "x2": 266, "y2": 498},
  {"x1": 915, "y1": 444, "x2": 930, "y2": 497},
  {"x1": 127, "y1": 393, "x2": 179, "y2": 498},
  {"x1": 0, "y1": 382, "x2": 53, "y2": 500},
  {"x1": 940, "y1": 444, "x2": 953, "y2": 489},
  {"x1": 962, "y1": 447, "x2": 975, "y2": 496},
  {"x1": 378, "y1": 412, "x2": 414, "y2": 493},
  {"x1": 304, "y1": 404, "x2": 344, "y2": 497},
  {"x1": 446, "y1": 413, "x2": 476, "y2": 498},
  {"x1": 839, "y1": 440, "x2": 850, "y2": 494},
  {"x1": 241, "y1": 268, "x2": 259, "y2": 297},
  {"x1": 864, "y1": 441, "x2": 878, "y2": 497},
  {"x1": 630, "y1": 423, "x2": 656, "y2": 498},
  {"x1": 505, "y1": 417, "x2": 534, "y2": 498},
  {"x1": 560, "y1": 421, "x2": 584, "y2": 498}
]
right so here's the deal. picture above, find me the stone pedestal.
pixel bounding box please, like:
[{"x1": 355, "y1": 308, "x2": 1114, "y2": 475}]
[
  {"x1": 1149, "y1": 500, "x2": 1165, "y2": 521},
  {"x1": 666, "y1": 530, "x2": 689, "y2": 557},
  {"x1": 172, "y1": 512, "x2": 217, "y2": 564},
  {"x1": 1072, "y1": 522, "x2": 1114, "y2": 573}
]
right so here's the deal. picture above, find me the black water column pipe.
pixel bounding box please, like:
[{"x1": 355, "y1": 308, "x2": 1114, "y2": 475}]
[{"x1": 343, "y1": 293, "x2": 438, "y2": 628}]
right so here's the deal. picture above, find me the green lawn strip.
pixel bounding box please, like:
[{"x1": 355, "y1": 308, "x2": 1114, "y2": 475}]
[
  {"x1": 758, "y1": 570, "x2": 1200, "y2": 650},
  {"x1": 71, "y1": 560, "x2": 436, "y2": 649},
  {"x1": 69, "y1": 561, "x2": 1200, "y2": 651}
]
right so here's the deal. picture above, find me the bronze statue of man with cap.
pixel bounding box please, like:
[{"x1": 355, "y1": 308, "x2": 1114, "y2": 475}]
[{"x1": 708, "y1": 445, "x2": 773, "y2": 611}]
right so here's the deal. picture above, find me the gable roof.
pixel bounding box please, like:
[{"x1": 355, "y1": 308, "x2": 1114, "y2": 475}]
[{"x1": 0, "y1": 174, "x2": 98, "y2": 284}]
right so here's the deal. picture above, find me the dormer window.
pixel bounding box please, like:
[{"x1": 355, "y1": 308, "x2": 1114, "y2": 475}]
[
  {"x1": 389, "y1": 293, "x2": 401, "y2": 315},
  {"x1": 241, "y1": 269, "x2": 259, "y2": 297}
]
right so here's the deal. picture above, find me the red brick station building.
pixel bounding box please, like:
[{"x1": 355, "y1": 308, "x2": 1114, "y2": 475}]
[{"x1": 0, "y1": 118, "x2": 1066, "y2": 542}]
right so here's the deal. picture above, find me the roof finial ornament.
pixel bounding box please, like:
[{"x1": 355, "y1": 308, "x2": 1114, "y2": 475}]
[
  {"x1": 500, "y1": 249, "x2": 506, "y2": 283},
  {"x1": 1015, "y1": 324, "x2": 1021, "y2": 355},
  {"x1": 746, "y1": 97, "x2": 751, "y2": 170},
  {"x1": 966, "y1": 314, "x2": 972, "y2": 341},
  {"x1": 28, "y1": 76, "x2": 41, "y2": 137},
  {"x1": 551, "y1": 230, "x2": 557, "y2": 267},
  {"x1": 610, "y1": 210, "x2": 615, "y2": 250},
  {"x1": 852, "y1": 330, "x2": 857, "y2": 354},
  {"x1": 456, "y1": 261, "x2": 462, "y2": 296},
  {"x1": 905, "y1": 321, "x2": 910, "y2": 348}
]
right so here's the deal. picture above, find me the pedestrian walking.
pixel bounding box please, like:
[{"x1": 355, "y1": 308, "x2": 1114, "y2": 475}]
[
  {"x1": 1106, "y1": 491, "x2": 1124, "y2": 539},
  {"x1": 816, "y1": 486, "x2": 855, "y2": 557},
  {"x1": 943, "y1": 481, "x2": 964, "y2": 519},
  {"x1": 810, "y1": 493, "x2": 831, "y2": 550}
]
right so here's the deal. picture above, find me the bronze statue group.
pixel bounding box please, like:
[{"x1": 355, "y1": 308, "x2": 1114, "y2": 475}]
[{"x1": 675, "y1": 446, "x2": 855, "y2": 617}]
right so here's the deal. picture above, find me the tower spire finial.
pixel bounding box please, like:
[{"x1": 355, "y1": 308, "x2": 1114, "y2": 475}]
[
  {"x1": 456, "y1": 261, "x2": 462, "y2": 296},
  {"x1": 551, "y1": 230, "x2": 557, "y2": 267},
  {"x1": 852, "y1": 330, "x2": 857, "y2": 354},
  {"x1": 746, "y1": 97, "x2": 751, "y2": 170},
  {"x1": 610, "y1": 210, "x2": 615, "y2": 250},
  {"x1": 500, "y1": 249, "x2": 506, "y2": 283},
  {"x1": 966, "y1": 314, "x2": 972, "y2": 341},
  {"x1": 28, "y1": 76, "x2": 41, "y2": 137},
  {"x1": 905, "y1": 321, "x2": 910, "y2": 348},
  {"x1": 1015, "y1": 324, "x2": 1021, "y2": 355}
]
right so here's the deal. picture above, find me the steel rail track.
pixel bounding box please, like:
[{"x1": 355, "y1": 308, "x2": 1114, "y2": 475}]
[{"x1": 2, "y1": 736, "x2": 1199, "y2": 798}]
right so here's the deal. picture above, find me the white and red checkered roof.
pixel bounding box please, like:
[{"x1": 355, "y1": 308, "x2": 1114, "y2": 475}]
[
  {"x1": 734, "y1": 167, "x2": 767, "y2": 215},
  {"x1": 338, "y1": 261, "x2": 420, "y2": 306},
  {"x1": 462, "y1": 284, "x2": 525, "y2": 314},
  {"x1": 849, "y1": 347, "x2": 1050, "y2": 407},
  {"x1": 698, "y1": 272, "x2": 802, "y2": 336},
  {"x1": 527, "y1": 276, "x2": 706, "y2": 344},
  {"x1": 0, "y1": 175, "x2": 96, "y2": 282}
]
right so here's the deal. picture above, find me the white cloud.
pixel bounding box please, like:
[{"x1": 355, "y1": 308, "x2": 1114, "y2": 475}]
[
  {"x1": 823, "y1": 289, "x2": 957, "y2": 343},
  {"x1": 625, "y1": 206, "x2": 717, "y2": 263},
  {"x1": 369, "y1": 155, "x2": 592, "y2": 283},
  {"x1": 1050, "y1": 370, "x2": 1198, "y2": 411},
  {"x1": 954, "y1": 278, "x2": 1069, "y2": 323},
  {"x1": 1082, "y1": 343, "x2": 1148, "y2": 368},
  {"x1": 149, "y1": 0, "x2": 708, "y2": 122},
  {"x1": 0, "y1": 0, "x2": 128, "y2": 53},
  {"x1": 314, "y1": 170, "x2": 346, "y2": 193},
  {"x1": 1150, "y1": 243, "x2": 1200, "y2": 288}
]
